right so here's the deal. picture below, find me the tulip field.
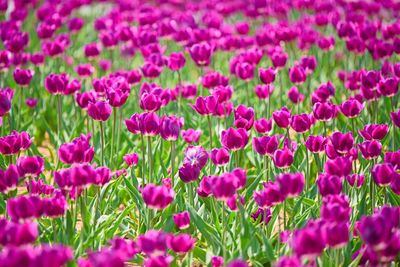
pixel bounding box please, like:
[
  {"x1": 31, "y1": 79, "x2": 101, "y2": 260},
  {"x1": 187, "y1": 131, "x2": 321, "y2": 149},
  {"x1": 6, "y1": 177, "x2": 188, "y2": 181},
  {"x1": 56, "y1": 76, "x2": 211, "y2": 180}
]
[{"x1": 1, "y1": 0, "x2": 400, "y2": 266}]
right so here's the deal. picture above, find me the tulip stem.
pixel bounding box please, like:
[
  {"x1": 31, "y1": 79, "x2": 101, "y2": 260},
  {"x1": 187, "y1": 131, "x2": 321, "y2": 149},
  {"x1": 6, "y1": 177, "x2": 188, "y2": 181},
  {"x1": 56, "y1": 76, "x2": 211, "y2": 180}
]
[
  {"x1": 303, "y1": 134, "x2": 310, "y2": 190},
  {"x1": 171, "y1": 141, "x2": 176, "y2": 183},
  {"x1": 148, "y1": 136, "x2": 153, "y2": 183},
  {"x1": 188, "y1": 182, "x2": 194, "y2": 207},
  {"x1": 110, "y1": 108, "x2": 116, "y2": 168},
  {"x1": 391, "y1": 97, "x2": 395, "y2": 150},
  {"x1": 208, "y1": 115, "x2": 213, "y2": 174},
  {"x1": 221, "y1": 203, "x2": 226, "y2": 260},
  {"x1": 265, "y1": 156, "x2": 269, "y2": 182},
  {"x1": 57, "y1": 94, "x2": 63, "y2": 142},
  {"x1": 99, "y1": 121, "x2": 105, "y2": 166},
  {"x1": 140, "y1": 134, "x2": 146, "y2": 185},
  {"x1": 283, "y1": 200, "x2": 286, "y2": 229},
  {"x1": 279, "y1": 71, "x2": 283, "y2": 108}
]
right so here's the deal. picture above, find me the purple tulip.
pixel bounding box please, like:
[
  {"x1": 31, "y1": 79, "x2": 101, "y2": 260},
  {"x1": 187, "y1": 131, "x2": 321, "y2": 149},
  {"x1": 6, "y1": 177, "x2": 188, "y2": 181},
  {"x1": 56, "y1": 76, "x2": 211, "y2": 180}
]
[
  {"x1": 123, "y1": 153, "x2": 139, "y2": 167},
  {"x1": 234, "y1": 104, "x2": 254, "y2": 130},
  {"x1": 358, "y1": 140, "x2": 382, "y2": 160},
  {"x1": 312, "y1": 102, "x2": 337, "y2": 121},
  {"x1": 305, "y1": 135, "x2": 327, "y2": 153},
  {"x1": 183, "y1": 145, "x2": 209, "y2": 169},
  {"x1": 290, "y1": 113, "x2": 312, "y2": 133},
  {"x1": 371, "y1": 163, "x2": 395, "y2": 186},
  {"x1": 359, "y1": 124, "x2": 389, "y2": 140},
  {"x1": 210, "y1": 148, "x2": 230, "y2": 166},
  {"x1": 330, "y1": 131, "x2": 354, "y2": 154},
  {"x1": 142, "y1": 184, "x2": 174, "y2": 210},
  {"x1": 254, "y1": 182, "x2": 284, "y2": 207},
  {"x1": 221, "y1": 128, "x2": 249, "y2": 151},
  {"x1": 288, "y1": 86, "x2": 304, "y2": 104},
  {"x1": 276, "y1": 172, "x2": 305, "y2": 198},
  {"x1": 317, "y1": 173, "x2": 342, "y2": 196},
  {"x1": 321, "y1": 194, "x2": 351, "y2": 223},
  {"x1": 191, "y1": 95, "x2": 217, "y2": 116},
  {"x1": 58, "y1": 134, "x2": 94, "y2": 164},
  {"x1": 181, "y1": 129, "x2": 201, "y2": 144},
  {"x1": 273, "y1": 148, "x2": 294, "y2": 169},
  {"x1": 391, "y1": 109, "x2": 400, "y2": 127},
  {"x1": 16, "y1": 156, "x2": 44, "y2": 178},
  {"x1": 254, "y1": 118, "x2": 272, "y2": 134},
  {"x1": 189, "y1": 42, "x2": 212, "y2": 67},
  {"x1": 292, "y1": 220, "x2": 325, "y2": 259},
  {"x1": 252, "y1": 135, "x2": 278, "y2": 156},
  {"x1": 167, "y1": 52, "x2": 186, "y2": 71},
  {"x1": 254, "y1": 84, "x2": 274, "y2": 99},
  {"x1": 167, "y1": 233, "x2": 195, "y2": 254},
  {"x1": 0, "y1": 164, "x2": 20, "y2": 193},
  {"x1": 259, "y1": 67, "x2": 276, "y2": 84},
  {"x1": 179, "y1": 163, "x2": 200, "y2": 183},
  {"x1": 173, "y1": 211, "x2": 190, "y2": 229},
  {"x1": 339, "y1": 99, "x2": 364, "y2": 118},
  {"x1": 346, "y1": 174, "x2": 365, "y2": 188},
  {"x1": 0, "y1": 131, "x2": 31, "y2": 155},
  {"x1": 13, "y1": 67, "x2": 34, "y2": 86},
  {"x1": 160, "y1": 115, "x2": 184, "y2": 141},
  {"x1": 273, "y1": 107, "x2": 291, "y2": 128}
]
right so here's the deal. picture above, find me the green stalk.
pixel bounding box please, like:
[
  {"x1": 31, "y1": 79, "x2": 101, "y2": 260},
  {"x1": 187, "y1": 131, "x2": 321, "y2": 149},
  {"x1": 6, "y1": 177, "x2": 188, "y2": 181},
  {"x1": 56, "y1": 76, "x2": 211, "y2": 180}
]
[
  {"x1": 99, "y1": 122, "x2": 105, "y2": 166},
  {"x1": 140, "y1": 134, "x2": 146, "y2": 185},
  {"x1": 110, "y1": 108, "x2": 117, "y2": 168},
  {"x1": 147, "y1": 136, "x2": 153, "y2": 183},
  {"x1": 57, "y1": 94, "x2": 63, "y2": 142},
  {"x1": 207, "y1": 115, "x2": 213, "y2": 173},
  {"x1": 171, "y1": 141, "x2": 176, "y2": 183},
  {"x1": 303, "y1": 134, "x2": 310, "y2": 190},
  {"x1": 221, "y1": 203, "x2": 226, "y2": 260}
]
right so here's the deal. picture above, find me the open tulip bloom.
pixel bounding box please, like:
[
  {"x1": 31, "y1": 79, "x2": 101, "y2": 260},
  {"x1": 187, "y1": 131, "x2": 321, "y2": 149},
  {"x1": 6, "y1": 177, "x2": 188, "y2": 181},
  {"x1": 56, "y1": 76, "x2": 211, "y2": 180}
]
[{"x1": 0, "y1": 1, "x2": 400, "y2": 267}]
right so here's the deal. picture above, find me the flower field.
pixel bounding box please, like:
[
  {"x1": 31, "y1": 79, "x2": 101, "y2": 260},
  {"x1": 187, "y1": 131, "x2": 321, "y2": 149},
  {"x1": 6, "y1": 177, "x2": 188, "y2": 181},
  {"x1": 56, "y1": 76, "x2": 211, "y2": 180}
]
[{"x1": 1, "y1": 0, "x2": 400, "y2": 266}]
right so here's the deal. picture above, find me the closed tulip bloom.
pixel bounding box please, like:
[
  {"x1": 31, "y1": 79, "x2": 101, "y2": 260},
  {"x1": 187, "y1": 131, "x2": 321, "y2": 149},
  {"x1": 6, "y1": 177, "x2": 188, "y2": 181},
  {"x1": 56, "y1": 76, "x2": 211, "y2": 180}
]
[
  {"x1": 317, "y1": 173, "x2": 342, "y2": 196},
  {"x1": 371, "y1": 163, "x2": 395, "y2": 186},
  {"x1": 234, "y1": 104, "x2": 254, "y2": 130},
  {"x1": 305, "y1": 135, "x2": 327, "y2": 153},
  {"x1": 358, "y1": 214, "x2": 391, "y2": 248},
  {"x1": 312, "y1": 102, "x2": 337, "y2": 121},
  {"x1": 339, "y1": 99, "x2": 364, "y2": 118},
  {"x1": 167, "y1": 233, "x2": 195, "y2": 254},
  {"x1": 84, "y1": 43, "x2": 101, "y2": 58},
  {"x1": 191, "y1": 95, "x2": 217, "y2": 116},
  {"x1": 330, "y1": 132, "x2": 354, "y2": 154},
  {"x1": 276, "y1": 172, "x2": 305, "y2": 198},
  {"x1": 271, "y1": 51, "x2": 288, "y2": 68},
  {"x1": 324, "y1": 222, "x2": 349, "y2": 248},
  {"x1": 189, "y1": 42, "x2": 212, "y2": 67},
  {"x1": 252, "y1": 135, "x2": 278, "y2": 156},
  {"x1": 391, "y1": 109, "x2": 400, "y2": 127},
  {"x1": 75, "y1": 64, "x2": 94, "y2": 77},
  {"x1": 141, "y1": 62, "x2": 162, "y2": 79},
  {"x1": 13, "y1": 67, "x2": 34, "y2": 86},
  {"x1": 123, "y1": 153, "x2": 139, "y2": 167},
  {"x1": 0, "y1": 131, "x2": 32, "y2": 155},
  {"x1": 273, "y1": 107, "x2": 291, "y2": 128},
  {"x1": 140, "y1": 93, "x2": 161, "y2": 112},
  {"x1": 201, "y1": 71, "x2": 229, "y2": 89},
  {"x1": 259, "y1": 67, "x2": 276, "y2": 84},
  {"x1": 144, "y1": 255, "x2": 173, "y2": 267},
  {"x1": 378, "y1": 77, "x2": 399, "y2": 97},
  {"x1": 7, "y1": 195, "x2": 43, "y2": 221},
  {"x1": 359, "y1": 124, "x2": 389, "y2": 140},
  {"x1": 346, "y1": 174, "x2": 365, "y2": 188},
  {"x1": 139, "y1": 112, "x2": 160, "y2": 136},
  {"x1": 288, "y1": 86, "x2": 304, "y2": 104},
  {"x1": 300, "y1": 56, "x2": 317, "y2": 74},
  {"x1": 221, "y1": 128, "x2": 249, "y2": 151},
  {"x1": 16, "y1": 156, "x2": 44, "y2": 178},
  {"x1": 160, "y1": 115, "x2": 184, "y2": 141},
  {"x1": 0, "y1": 219, "x2": 38, "y2": 246},
  {"x1": 254, "y1": 118, "x2": 272, "y2": 134},
  {"x1": 167, "y1": 52, "x2": 186, "y2": 71},
  {"x1": 44, "y1": 73, "x2": 69, "y2": 95},
  {"x1": 292, "y1": 221, "x2": 326, "y2": 259},
  {"x1": 76, "y1": 91, "x2": 96, "y2": 110},
  {"x1": 325, "y1": 157, "x2": 352, "y2": 177},
  {"x1": 0, "y1": 88, "x2": 14, "y2": 116},
  {"x1": 179, "y1": 163, "x2": 200, "y2": 183},
  {"x1": 254, "y1": 182, "x2": 284, "y2": 207},
  {"x1": 210, "y1": 174, "x2": 238, "y2": 201},
  {"x1": 142, "y1": 184, "x2": 174, "y2": 210},
  {"x1": 235, "y1": 61, "x2": 255, "y2": 81},
  {"x1": 391, "y1": 172, "x2": 400, "y2": 195},
  {"x1": 88, "y1": 100, "x2": 112, "y2": 121},
  {"x1": 137, "y1": 230, "x2": 169, "y2": 256},
  {"x1": 0, "y1": 164, "x2": 20, "y2": 193},
  {"x1": 210, "y1": 148, "x2": 230, "y2": 166},
  {"x1": 361, "y1": 70, "x2": 380, "y2": 89},
  {"x1": 289, "y1": 65, "x2": 306, "y2": 84},
  {"x1": 181, "y1": 129, "x2": 201, "y2": 144},
  {"x1": 125, "y1": 114, "x2": 141, "y2": 135},
  {"x1": 58, "y1": 134, "x2": 94, "y2": 164},
  {"x1": 384, "y1": 151, "x2": 400, "y2": 170},
  {"x1": 197, "y1": 176, "x2": 213, "y2": 197},
  {"x1": 173, "y1": 211, "x2": 190, "y2": 229},
  {"x1": 273, "y1": 148, "x2": 294, "y2": 168},
  {"x1": 275, "y1": 256, "x2": 301, "y2": 267},
  {"x1": 254, "y1": 84, "x2": 274, "y2": 99},
  {"x1": 358, "y1": 140, "x2": 382, "y2": 160},
  {"x1": 211, "y1": 256, "x2": 224, "y2": 267},
  {"x1": 179, "y1": 84, "x2": 197, "y2": 99},
  {"x1": 290, "y1": 113, "x2": 312, "y2": 133},
  {"x1": 321, "y1": 194, "x2": 351, "y2": 223}
]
